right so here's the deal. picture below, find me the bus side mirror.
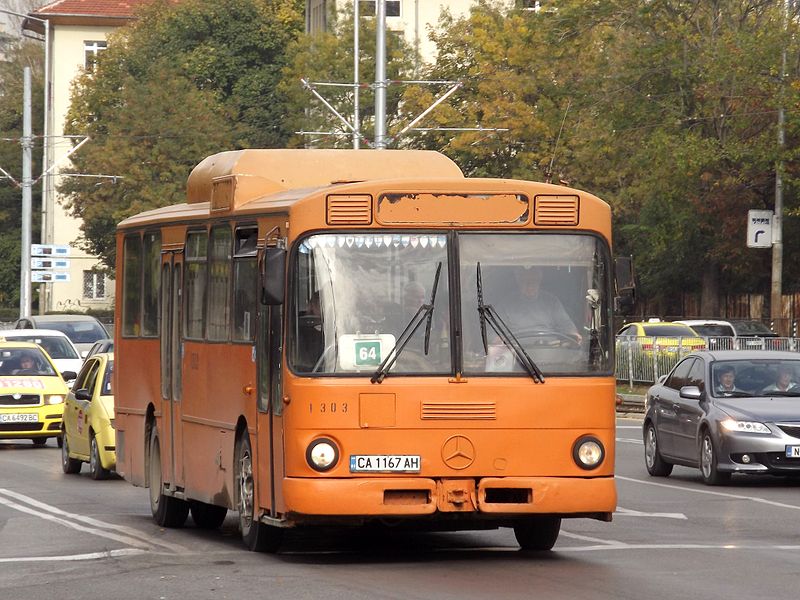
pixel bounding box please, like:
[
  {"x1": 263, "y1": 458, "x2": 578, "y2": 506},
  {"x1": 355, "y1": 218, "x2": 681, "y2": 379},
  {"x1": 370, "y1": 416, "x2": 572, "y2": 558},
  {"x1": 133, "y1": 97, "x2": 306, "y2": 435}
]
[
  {"x1": 614, "y1": 255, "x2": 636, "y2": 315},
  {"x1": 260, "y1": 247, "x2": 286, "y2": 306},
  {"x1": 614, "y1": 293, "x2": 635, "y2": 315}
]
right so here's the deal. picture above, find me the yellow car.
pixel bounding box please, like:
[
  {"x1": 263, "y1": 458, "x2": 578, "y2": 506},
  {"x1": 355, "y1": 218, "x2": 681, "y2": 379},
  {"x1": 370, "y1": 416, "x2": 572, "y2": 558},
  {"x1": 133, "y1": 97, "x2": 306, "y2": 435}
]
[
  {"x1": 61, "y1": 352, "x2": 115, "y2": 479},
  {"x1": 0, "y1": 340, "x2": 72, "y2": 446}
]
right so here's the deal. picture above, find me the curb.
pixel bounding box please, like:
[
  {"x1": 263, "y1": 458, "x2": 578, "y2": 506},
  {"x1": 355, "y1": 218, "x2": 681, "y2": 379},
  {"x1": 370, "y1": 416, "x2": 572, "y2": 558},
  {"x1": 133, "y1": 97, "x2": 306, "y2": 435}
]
[{"x1": 616, "y1": 393, "x2": 645, "y2": 414}]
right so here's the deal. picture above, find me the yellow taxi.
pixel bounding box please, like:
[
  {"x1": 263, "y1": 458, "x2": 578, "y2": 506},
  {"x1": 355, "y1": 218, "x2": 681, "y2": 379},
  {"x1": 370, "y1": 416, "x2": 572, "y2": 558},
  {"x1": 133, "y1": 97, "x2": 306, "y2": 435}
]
[
  {"x1": 617, "y1": 320, "x2": 707, "y2": 356},
  {"x1": 61, "y1": 352, "x2": 115, "y2": 479},
  {"x1": 0, "y1": 341, "x2": 72, "y2": 446}
]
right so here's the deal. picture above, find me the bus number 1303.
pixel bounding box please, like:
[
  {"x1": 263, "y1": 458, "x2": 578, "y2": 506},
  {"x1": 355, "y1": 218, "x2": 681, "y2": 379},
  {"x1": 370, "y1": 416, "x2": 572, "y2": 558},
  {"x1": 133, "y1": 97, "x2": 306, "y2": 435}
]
[{"x1": 310, "y1": 403, "x2": 348, "y2": 414}]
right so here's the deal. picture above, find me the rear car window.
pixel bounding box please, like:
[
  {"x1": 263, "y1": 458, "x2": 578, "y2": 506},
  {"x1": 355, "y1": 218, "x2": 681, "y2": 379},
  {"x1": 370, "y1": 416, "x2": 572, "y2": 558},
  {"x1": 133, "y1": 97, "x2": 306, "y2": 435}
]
[{"x1": 642, "y1": 325, "x2": 697, "y2": 336}]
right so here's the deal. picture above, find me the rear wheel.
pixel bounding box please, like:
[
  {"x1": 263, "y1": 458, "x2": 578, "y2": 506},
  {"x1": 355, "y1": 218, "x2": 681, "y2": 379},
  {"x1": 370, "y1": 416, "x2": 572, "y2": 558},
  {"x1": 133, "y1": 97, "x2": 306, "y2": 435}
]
[
  {"x1": 514, "y1": 516, "x2": 562, "y2": 551},
  {"x1": 148, "y1": 426, "x2": 189, "y2": 527},
  {"x1": 699, "y1": 431, "x2": 731, "y2": 486},
  {"x1": 190, "y1": 501, "x2": 228, "y2": 529},
  {"x1": 89, "y1": 433, "x2": 110, "y2": 480},
  {"x1": 236, "y1": 433, "x2": 283, "y2": 552},
  {"x1": 644, "y1": 423, "x2": 673, "y2": 477},
  {"x1": 61, "y1": 433, "x2": 82, "y2": 474}
]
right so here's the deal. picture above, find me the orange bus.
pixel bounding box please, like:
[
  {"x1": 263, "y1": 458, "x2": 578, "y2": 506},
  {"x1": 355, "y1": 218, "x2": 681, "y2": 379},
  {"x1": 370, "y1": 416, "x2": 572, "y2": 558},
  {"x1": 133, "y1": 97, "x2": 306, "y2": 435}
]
[{"x1": 114, "y1": 149, "x2": 618, "y2": 552}]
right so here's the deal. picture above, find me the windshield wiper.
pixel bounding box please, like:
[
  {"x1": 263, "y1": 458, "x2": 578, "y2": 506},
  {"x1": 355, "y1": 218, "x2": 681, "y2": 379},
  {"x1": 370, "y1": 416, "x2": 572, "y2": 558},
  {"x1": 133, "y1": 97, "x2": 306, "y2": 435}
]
[
  {"x1": 477, "y1": 262, "x2": 545, "y2": 383},
  {"x1": 371, "y1": 262, "x2": 442, "y2": 384}
]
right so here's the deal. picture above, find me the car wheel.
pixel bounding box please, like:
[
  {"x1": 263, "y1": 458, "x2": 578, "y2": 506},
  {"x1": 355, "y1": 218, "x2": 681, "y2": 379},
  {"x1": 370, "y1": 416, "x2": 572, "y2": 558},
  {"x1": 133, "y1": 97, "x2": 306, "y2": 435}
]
[
  {"x1": 236, "y1": 433, "x2": 283, "y2": 552},
  {"x1": 89, "y1": 433, "x2": 110, "y2": 480},
  {"x1": 56, "y1": 434, "x2": 63, "y2": 448},
  {"x1": 700, "y1": 430, "x2": 731, "y2": 486},
  {"x1": 513, "y1": 516, "x2": 562, "y2": 551},
  {"x1": 31, "y1": 437, "x2": 47, "y2": 447},
  {"x1": 61, "y1": 434, "x2": 82, "y2": 474},
  {"x1": 148, "y1": 426, "x2": 189, "y2": 527},
  {"x1": 190, "y1": 501, "x2": 228, "y2": 529},
  {"x1": 644, "y1": 422, "x2": 673, "y2": 477}
]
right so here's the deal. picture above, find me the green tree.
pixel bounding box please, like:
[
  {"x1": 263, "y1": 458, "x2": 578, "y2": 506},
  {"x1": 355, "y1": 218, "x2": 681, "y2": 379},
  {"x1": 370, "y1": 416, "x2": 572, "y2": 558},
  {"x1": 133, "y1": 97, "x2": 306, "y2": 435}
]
[
  {"x1": 60, "y1": 0, "x2": 305, "y2": 270},
  {"x1": 0, "y1": 41, "x2": 43, "y2": 308}
]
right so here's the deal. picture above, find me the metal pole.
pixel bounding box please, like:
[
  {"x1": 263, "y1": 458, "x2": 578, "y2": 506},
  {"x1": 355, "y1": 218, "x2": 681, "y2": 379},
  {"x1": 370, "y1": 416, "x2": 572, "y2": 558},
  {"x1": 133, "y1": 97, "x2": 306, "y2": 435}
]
[
  {"x1": 353, "y1": 0, "x2": 360, "y2": 149},
  {"x1": 771, "y1": 13, "x2": 787, "y2": 333},
  {"x1": 40, "y1": 19, "x2": 50, "y2": 314},
  {"x1": 20, "y1": 67, "x2": 32, "y2": 319},
  {"x1": 374, "y1": 0, "x2": 387, "y2": 149}
]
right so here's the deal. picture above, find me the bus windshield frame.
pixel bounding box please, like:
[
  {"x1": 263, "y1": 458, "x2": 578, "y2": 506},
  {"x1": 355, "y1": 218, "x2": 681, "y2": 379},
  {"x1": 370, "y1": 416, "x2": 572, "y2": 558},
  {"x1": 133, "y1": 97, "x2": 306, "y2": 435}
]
[{"x1": 288, "y1": 230, "x2": 613, "y2": 378}]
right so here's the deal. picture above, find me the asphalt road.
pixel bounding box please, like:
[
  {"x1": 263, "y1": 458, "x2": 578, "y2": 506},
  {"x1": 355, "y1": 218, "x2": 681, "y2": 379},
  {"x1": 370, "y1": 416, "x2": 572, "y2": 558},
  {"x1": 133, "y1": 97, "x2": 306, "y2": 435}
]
[{"x1": 2, "y1": 417, "x2": 800, "y2": 600}]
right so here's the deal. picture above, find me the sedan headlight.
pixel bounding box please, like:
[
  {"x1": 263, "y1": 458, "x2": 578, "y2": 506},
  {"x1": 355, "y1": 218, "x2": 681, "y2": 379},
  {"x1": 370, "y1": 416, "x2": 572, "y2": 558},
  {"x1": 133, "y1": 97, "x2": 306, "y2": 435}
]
[
  {"x1": 45, "y1": 395, "x2": 64, "y2": 405},
  {"x1": 721, "y1": 419, "x2": 771, "y2": 434}
]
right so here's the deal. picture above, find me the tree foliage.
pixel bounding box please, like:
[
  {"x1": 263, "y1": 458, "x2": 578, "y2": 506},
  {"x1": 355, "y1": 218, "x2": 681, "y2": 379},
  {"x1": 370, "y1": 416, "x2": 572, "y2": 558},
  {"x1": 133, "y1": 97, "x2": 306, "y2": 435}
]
[
  {"x1": 60, "y1": 0, "x2": 305, "y2": 270},
  {"x1": 0, "y1": 41, "x2": 43, "y2": 308}
]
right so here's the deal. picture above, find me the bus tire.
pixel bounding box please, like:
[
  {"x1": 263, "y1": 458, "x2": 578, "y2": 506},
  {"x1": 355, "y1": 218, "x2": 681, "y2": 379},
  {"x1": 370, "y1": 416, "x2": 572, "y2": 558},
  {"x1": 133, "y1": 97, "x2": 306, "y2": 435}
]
[
  {"x1": 513, "y1": 516, "x2": 561, "y2": 551},
  {"x1": 235, "y1": 433, "x2": 283, "y2": 552},
  {"x1": 190, "y1": 501, "x2": 228, "y2": 529},
  {"x1": 148, "y1": 426, "x2": 189, "y2": 527}
]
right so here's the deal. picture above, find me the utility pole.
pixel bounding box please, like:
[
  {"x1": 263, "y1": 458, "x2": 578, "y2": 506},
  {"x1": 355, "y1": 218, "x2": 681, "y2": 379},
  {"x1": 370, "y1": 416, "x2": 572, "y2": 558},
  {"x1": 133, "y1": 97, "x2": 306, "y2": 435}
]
[
  {"x1": 353, "y1": 1, "x2": 360, "y2": 149},
  {"x1": 20, "y1": 66, "x2": 32, "y2": 318},
  {"x1": 771, "y1": 2, "x2": 788, "y2": 332},
  {"x1": 374, "y1": 0, "x2": 387, "y2": 149}
]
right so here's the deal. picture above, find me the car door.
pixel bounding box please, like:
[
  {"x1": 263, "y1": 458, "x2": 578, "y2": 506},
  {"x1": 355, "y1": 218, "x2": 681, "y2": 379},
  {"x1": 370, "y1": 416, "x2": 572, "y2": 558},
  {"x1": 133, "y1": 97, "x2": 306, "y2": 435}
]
[
  {"x1": 67, "y1": 358, "x2": 100, "y2": 456},
  {"x1": 672, "y1": 357, "x2": 708, "y2": 462},
  {"x1": 652, "y1": 357, "x2": 695, "y2": 457}
]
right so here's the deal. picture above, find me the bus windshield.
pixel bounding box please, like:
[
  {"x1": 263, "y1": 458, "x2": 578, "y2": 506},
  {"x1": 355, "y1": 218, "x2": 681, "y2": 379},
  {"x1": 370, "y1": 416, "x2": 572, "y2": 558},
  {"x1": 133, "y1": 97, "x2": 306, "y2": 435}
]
[
  {"x1": 290, "y1": 232, "x2": 611, "y2": 376},
  {"x1": 291, "y1": 233, "x2": 451, "y2": 375}
]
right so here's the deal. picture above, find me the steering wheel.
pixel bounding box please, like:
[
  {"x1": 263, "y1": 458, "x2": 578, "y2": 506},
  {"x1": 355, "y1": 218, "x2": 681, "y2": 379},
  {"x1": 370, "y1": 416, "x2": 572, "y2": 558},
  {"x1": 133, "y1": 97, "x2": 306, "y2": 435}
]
[{"x1": 513, "y1": 329, "x2": 581, "y2": 349}]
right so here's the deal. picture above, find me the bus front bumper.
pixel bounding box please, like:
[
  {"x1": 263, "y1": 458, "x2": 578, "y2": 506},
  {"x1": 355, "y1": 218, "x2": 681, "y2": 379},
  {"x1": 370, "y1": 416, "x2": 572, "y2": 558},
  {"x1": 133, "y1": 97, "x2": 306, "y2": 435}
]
[{"x1": 282, "y1": 476, "x2": 616, "y2": 517}]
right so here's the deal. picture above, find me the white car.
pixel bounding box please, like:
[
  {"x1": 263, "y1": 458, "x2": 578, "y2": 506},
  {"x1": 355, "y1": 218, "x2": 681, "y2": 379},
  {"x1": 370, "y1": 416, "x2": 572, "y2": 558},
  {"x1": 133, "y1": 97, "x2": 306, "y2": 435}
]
[{"x1": 0, "y1": 329, "x2": 82, "y2": 382}]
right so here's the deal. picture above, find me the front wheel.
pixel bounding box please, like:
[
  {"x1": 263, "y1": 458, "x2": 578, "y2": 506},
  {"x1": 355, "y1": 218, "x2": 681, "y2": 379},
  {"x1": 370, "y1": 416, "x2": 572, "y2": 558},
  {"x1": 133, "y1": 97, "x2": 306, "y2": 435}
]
[
  {"x1": 513, "y1": 516, "x2": 561, "y2": 551},
  {"x1": 61, "y1": 433, "x2": 82, "y2": 474},
  {"x1": 148, "y1": 426, "x2": 189, "y2": 527},
  {"x1": 699, "y1": 431, "x2": 731, "y2": 486},
  {"x1": 644, "y1": 423, "x2": 673, "y2": 477},
  {"x1": 31, "y1": 437, "x2": 47, "y2": 447},
  {"x1": 236, "y1": 433, "x2": 283, "y2": 552}
]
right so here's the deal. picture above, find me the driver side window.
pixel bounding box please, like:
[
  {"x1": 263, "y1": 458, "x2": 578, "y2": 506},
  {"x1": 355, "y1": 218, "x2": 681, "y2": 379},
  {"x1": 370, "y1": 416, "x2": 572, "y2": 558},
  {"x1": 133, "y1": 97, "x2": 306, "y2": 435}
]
[
  {"x1": 666, "y1": 358, "x2": 695, "y2": 390},
  {"x1": 687, "y1": 358, "x2": 705, "y2": 391}
]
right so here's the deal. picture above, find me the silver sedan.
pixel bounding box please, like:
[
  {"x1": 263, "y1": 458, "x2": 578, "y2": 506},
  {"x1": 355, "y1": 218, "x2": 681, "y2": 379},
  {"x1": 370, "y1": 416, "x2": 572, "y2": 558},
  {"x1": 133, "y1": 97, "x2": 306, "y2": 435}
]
[{"x1": 643, "y1": 350, "x2": 800, "y2": 485}]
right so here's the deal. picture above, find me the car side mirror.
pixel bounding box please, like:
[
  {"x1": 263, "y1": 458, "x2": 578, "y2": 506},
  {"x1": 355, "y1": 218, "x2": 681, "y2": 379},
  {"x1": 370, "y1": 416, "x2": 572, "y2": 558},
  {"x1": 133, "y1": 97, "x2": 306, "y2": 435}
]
[
  {"x1": 80, "y1": 350, "x2": 89, "y2": 359},
  {"x1": 61, "y1": 371, "x2": 77, "y2": 381},
  {"x1": 74, "y1": 388, "x2": 91, "y2": 401},
  {"x1": 679, "y1": 385, "x2": 703, "y2": 400}
]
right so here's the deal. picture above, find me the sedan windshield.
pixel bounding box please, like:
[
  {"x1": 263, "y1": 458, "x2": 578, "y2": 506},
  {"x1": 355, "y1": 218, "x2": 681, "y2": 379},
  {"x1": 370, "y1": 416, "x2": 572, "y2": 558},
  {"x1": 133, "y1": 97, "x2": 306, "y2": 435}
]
[
  {"x1": 0, "y1": 347, "x2": 57, "y2": 377},
  {"x1": 8, "y1": 335, "x2": 79, "y2": 359},
  {"x1": 712, "y1": 359, "x2": 800, "y2": 397}
]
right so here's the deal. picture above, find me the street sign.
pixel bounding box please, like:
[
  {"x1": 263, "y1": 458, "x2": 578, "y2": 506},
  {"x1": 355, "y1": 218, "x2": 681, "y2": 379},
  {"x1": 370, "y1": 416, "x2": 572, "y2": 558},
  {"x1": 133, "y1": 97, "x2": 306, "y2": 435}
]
[
  {"x1": 31, "y1": 271, "x2": 70, "y2": 283},
  {"x1": 747, "y1": 210, "x2": 773, "y2": 248},
  {"x1": 31, "y1": 258, "x2": 70, "y2": 269},
  {"x1": 31, "y1": 244, "x2": 70, "y2": 257}
]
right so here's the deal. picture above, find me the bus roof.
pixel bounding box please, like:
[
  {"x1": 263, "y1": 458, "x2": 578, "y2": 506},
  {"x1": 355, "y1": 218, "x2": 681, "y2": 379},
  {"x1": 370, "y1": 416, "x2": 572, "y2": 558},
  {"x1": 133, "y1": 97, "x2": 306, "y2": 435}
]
[{"x1": 186, "y1": 149, "x2": 463, "y2": 208}]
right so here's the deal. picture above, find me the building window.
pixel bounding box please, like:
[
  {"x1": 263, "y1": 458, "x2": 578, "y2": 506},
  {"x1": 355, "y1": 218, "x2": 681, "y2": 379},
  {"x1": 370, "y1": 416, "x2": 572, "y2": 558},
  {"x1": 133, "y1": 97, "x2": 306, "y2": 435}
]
[
  {"x1": 307, "y1": 0, "x2": 327, "y2": 34},
  {"x1": 84, "y1": 40, "x2": 107, "y2": 72},
  {"x1": 83, "y1": 270, "x2": 106, "y2": 300},
  {"x1": 360, "y1": 1, "x2": 401, "y2": 17}
]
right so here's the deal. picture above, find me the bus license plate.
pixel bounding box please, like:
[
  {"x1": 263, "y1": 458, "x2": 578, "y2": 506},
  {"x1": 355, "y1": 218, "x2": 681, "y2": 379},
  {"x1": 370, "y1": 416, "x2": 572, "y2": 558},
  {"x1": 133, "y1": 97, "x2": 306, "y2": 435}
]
[
  {"x1": 350, "y1": 455, "x2": 421, "y2": 473},
  {"x1": 0, "y1": 413, "x2": 39, "y2": 423},
  {"x1": 786, "y1": 446, "x2": 800, "y2": 458}
]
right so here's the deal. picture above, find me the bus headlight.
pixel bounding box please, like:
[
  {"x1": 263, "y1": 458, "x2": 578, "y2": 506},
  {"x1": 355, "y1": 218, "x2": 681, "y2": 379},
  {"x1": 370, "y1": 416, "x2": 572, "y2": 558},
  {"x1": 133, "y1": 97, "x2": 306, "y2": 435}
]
[
  {"x1": 573, "y1": 436, "x2": 604, "y2": 470},
  {"x1": 306, "y1": 438, "x2": 339, "y2": 472},
  {"x1": 45, "y1": 395, "x2": 64, "y2": 405}
]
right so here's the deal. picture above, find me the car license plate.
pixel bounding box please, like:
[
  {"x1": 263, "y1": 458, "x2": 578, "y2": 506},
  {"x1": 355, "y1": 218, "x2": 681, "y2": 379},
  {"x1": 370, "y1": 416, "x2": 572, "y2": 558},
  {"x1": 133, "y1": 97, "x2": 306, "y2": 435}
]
[
  {"x1": 0, "y1": 413, "x2": 39, "y2": 423},
  {"x1": 785, "y1": 446, "x2": 800, "y2": 458},
  {"x1": 350, "y1": 455, "x2": 421, "y2": 473}
]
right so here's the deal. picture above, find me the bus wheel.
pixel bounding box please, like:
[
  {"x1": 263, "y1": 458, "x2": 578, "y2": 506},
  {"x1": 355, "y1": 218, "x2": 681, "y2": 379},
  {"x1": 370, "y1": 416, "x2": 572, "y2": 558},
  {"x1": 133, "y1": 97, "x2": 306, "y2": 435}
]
[
  {"x1": 513, "y1": 516, "x2": 561, "y2": 551},
  {"x1": 148, "y1": 427, "x2": 188, "y2": 527},
  {"x1": 190, "y1": 501, "x2": 228, "y2": 529},
  {"x1": 235, "y1": 433, "x2": 283, "y2": 552}
]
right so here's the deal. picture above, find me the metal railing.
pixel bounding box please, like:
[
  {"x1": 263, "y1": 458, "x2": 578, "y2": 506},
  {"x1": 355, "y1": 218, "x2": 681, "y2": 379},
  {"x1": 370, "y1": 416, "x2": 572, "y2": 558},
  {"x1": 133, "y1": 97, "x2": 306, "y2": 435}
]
[{"x1": 615, "y1": 336, "x2": 800, "y2": 386}]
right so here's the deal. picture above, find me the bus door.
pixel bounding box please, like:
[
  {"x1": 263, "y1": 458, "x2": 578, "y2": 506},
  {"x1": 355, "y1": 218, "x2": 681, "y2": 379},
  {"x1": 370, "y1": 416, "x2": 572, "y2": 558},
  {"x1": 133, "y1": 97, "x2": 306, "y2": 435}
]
[
  {"x1": 160, "y1": 250, "x2": 185, "y2": 490},
  {"x1": 256, "y1": 252, "x2": 285, "y2": 517}
]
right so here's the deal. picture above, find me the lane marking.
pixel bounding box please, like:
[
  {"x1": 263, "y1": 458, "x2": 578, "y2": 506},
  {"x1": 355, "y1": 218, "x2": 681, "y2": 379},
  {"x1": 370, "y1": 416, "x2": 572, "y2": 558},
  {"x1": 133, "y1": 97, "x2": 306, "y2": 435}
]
[
  {"x1": 615, "y1": 506, "x2": 687, "y2": 519},
  {"x1": 0, "y1": 488, "x2": 188, "y2": 553},
  {"x1": 560, "y1": 531, "x2": 625, "y2": 546},
  {"x1": 0, "y1": 548, "x2": 147, "y2": 563},
  {"x1": 616, "y1": 438, "x2": 643, "y2": 444},
  {"x1": 617, "y1": 475, "x2": 800, "y2": 511},
  {"x1": 616, "y1": 426, "x2": 642, "y2": 429},
  {"x1": 558, "y1": 542, "x2": 800, "y2": 553}
]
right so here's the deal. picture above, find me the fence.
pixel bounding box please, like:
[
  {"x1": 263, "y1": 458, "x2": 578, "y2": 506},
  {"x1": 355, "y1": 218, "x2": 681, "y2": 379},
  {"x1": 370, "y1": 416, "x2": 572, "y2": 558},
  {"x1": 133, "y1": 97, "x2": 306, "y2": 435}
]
[{"x1": 615, "y1": 336, "x2": 800, "y2": 387}]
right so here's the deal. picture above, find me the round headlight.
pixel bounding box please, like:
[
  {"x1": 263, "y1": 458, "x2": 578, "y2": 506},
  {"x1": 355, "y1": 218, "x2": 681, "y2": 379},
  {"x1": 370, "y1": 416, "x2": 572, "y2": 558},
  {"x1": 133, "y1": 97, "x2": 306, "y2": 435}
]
[
  {"x1": 306, "y1": 438, "x2": 339, "y2": 472},
  {"x1": 573, "y1": 435, "x2": 604, "y2": 470},
  {"x1": 46, "y1": 395, "x2": 64, "y2": 405}
]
